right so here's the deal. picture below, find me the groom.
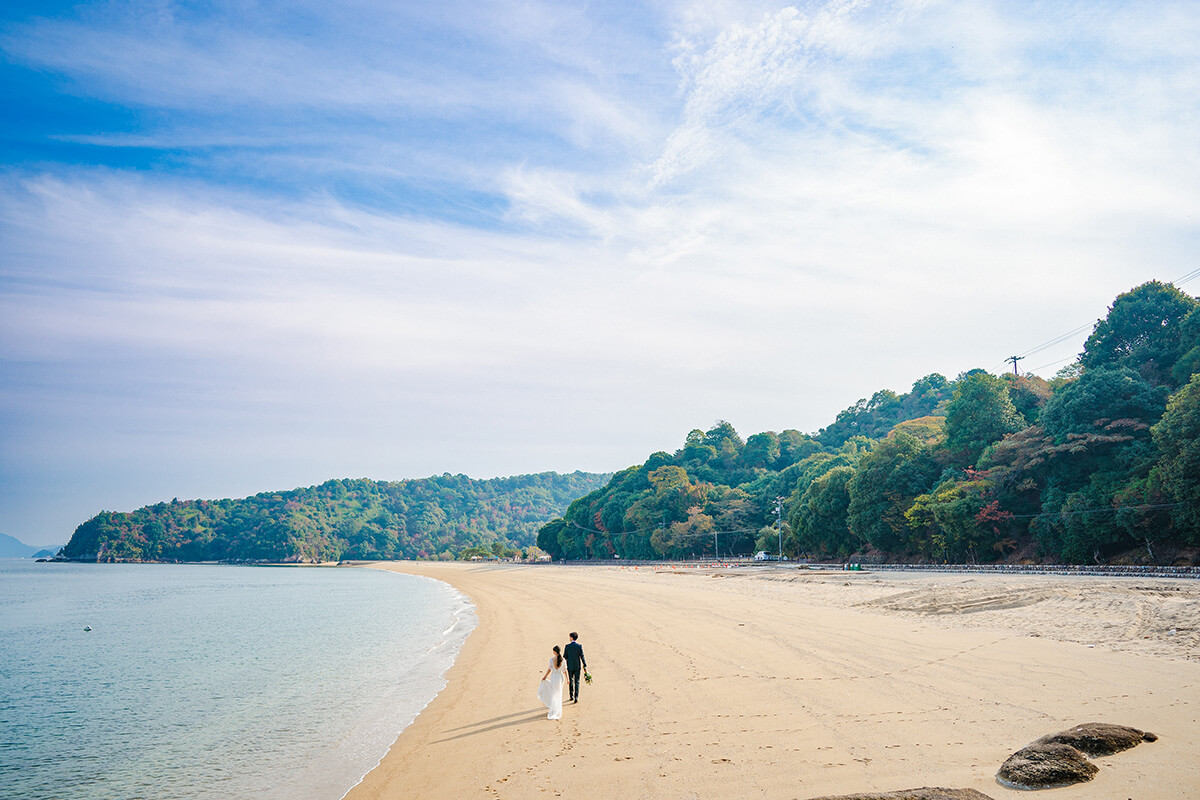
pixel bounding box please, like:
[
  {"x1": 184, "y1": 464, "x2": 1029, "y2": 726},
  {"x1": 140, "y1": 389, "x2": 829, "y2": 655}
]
[{"x1": 564, "y1": 631, "x2": 586, "y2": 704}]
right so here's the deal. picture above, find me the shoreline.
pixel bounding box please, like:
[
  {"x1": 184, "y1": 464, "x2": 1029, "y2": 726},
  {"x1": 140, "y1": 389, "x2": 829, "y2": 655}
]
[
  {"x1": 344, "y1": 562, "x2": 1199, "y2": 799},
  {"x1": 337, "y1": 569, "x2": 478, "y2": 800}
]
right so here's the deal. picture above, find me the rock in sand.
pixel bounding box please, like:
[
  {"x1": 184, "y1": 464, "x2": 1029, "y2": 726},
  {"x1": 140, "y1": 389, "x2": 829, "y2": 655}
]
[
  {"x1": 996, "y1": 722, "x2": 1157, "y2": 790},
  {"x1": 807, "y1": 789, "x2": 995, "y2": 800}
]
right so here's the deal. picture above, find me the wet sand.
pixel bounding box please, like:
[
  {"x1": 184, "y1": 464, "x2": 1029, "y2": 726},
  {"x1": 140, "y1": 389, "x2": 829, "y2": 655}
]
[{"x1": 344, "y1": 562, "x2": 1200, "y2": 800}]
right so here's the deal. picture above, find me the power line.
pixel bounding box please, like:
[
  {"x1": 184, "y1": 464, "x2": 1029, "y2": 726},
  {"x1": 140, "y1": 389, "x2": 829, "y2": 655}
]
[
  {"x1": 999, "y1": 268, "x2": 1197, "y2": 376},
  {"x1": 1016, "y1": 323, "x2": 1095, "y2": 360},
  {"x1": 570, "y1": 520, "x2": 657, "y2": 536},
  {"x1": 1172, "y1": 266, "x2": 1200, "y2": 286},
  {"x1": 1027, "y1": 354, "x2": 1076, "y2": 373},
  {"x1": 570, "y1": 519, "x2": 766, "y2": 539},
  {"x1": 1007, "y1": 502, "x2": 1183, "y2": 520}
]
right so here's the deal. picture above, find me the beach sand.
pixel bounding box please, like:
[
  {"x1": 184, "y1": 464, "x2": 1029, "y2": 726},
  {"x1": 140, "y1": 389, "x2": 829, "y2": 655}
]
[{"x1": 345, "y1": 563, "x2": 1199, "y2": 800}]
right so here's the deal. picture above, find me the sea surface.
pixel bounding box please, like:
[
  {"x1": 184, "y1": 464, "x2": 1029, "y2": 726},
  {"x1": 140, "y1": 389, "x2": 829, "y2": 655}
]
[{"x1": 0, "y1": 560, "x2": 474, "y2": 800}]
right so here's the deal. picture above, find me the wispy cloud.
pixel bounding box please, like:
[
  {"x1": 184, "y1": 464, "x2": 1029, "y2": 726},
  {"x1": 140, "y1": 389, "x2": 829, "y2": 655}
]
[{"x1": 2, "y1": 0, "x2": 1198, "y2": 542}]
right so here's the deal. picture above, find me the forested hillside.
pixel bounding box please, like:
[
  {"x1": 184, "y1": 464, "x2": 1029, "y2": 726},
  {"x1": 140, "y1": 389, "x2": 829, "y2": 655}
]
[
  {"x1": 62, "y1": 472, "x2": 610, "y2": 562},
  {"x1": 539, "y1": 281, "x2": 1200, "y2": 566}
]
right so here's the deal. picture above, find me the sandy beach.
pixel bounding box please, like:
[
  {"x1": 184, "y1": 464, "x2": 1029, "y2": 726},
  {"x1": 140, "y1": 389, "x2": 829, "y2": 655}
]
[{"x1": 345, "y1": 563, "x2": 1199, "y2": 800}]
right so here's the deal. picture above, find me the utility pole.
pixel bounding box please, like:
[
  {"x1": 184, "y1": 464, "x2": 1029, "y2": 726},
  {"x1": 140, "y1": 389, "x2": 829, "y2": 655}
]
[
  {"x1": 775, "y1": 496, "x2": 784, "y2": 561},
  {"x1": 1006, "y1": 355, "x2": 1025, "y2": 376}
]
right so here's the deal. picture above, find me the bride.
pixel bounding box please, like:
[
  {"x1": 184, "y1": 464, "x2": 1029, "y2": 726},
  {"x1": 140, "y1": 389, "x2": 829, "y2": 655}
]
[{"x1": 537, "y1": 645, "x2": 567, "y2": 720}]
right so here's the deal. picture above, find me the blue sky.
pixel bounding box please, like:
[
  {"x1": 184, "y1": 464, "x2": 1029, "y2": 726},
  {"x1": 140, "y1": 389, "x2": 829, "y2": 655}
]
[{"x1": 2, "y1": 0, "x2": 1198, "y2": 546}]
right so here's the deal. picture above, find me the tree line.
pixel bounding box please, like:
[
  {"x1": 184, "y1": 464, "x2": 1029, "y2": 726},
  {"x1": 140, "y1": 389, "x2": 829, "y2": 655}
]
[
  {"x1": 61, "y1": 471, "x2": 610, "y2": 562},
  {"x1": 538, "y1": 281, "x2": 1200, "y2": 565}
]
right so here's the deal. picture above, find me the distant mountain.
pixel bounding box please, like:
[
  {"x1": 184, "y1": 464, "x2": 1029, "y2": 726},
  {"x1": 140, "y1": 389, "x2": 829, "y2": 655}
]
[
  {"x1": 61, "y1": 471, "x2": 612, "y2": 563},
  {"x1": 0, "y1": 533, "x2": 43, "y2": 558}
]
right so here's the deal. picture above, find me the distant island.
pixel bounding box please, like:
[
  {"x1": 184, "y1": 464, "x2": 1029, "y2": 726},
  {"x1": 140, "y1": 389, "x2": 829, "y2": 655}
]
[
  {"x1": 0, "y1": 533, "x2": 58, "y2": 559},
  {"x1": 59, "y1": 281, "x2": 1200, "y2": 567},
  {"x1": 61, "y1": 472, "x2": 611, "y2": 563}
]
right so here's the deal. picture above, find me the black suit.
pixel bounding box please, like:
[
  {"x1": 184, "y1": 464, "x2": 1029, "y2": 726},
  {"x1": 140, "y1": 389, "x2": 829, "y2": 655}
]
[{"x1": 564, "y1": 640, "x2": 586, "y2": 701}]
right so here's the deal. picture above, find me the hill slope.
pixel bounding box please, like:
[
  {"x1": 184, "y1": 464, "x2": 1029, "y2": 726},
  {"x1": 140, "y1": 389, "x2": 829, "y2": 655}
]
[
  {"x1": 62, "y1": 471, "x2": 610, "y2": 563},
  {"x1": 538, "y1": 281, "x2": 1200, "y2": 566},
  {"x1": 0, "y1": 533, "x2": 41, "y2": 558}
]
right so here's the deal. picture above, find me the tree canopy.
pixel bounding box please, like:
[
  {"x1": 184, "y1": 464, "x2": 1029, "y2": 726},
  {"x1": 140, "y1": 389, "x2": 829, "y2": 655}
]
[
  {"x1": 62, "y1": 472, "x2": 610, "y2": 562},
  {"x1": 1080, "y1": 281, "x2": 1198, "y2": 387},
  {"x1": 536, "y1": 280, "x2": 1198, "y2": 566},
  {"x1": 62, "y1": 279, "x2": 1200, "y2": 567}
]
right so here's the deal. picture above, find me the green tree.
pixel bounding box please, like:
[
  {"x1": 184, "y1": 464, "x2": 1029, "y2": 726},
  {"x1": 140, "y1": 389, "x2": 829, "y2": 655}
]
[
  {"x1": 705, "y1": 420, "x2": 745, "y2": 467},
  {"x1": 536, "y1": 519, "x2": 567, "y2": 559},
  {"x1": 792, "y1": 465, "x2": 857, "y2": 557},
  {"x1": 680, "y1": 429, "x2": 717, "y2": 466},
  {"x1": 943, "y1": 371, "x2": 1024, "y2": 465},
  {"x1": 742, "y1": 432, "x2": 780, "y2": 469},
  {"x1": 623, "y1": 465, "x2": 706, "y2": 533},
  {"x1": 816, "y1": 375, "x2": 953, "y2": 448},
  {"x1": 1026, "y1": 367, "x2": 1168, "y2": 562},
  {"x1": 1040, "y1": 366, "x2": 1168, "y2": 439},
  {"x1": 847, "y1": 432, "x2": 942, "y2": 553},
  {"x1": 775, "y1": 430, "x2": 823, "y2": 468},
  {"x1": 1080, "y1": 281, "x2": 1198, "y2": 387},
  {"x1": 1151, "y1": 373, "x2": 1200, "y2": 542},
  {"x1": 905, "y1": 470, "x2": 999, "y2": 563},
  {"x1": 1170, "y1": 306, "x2": 1200, "y2": 386}
]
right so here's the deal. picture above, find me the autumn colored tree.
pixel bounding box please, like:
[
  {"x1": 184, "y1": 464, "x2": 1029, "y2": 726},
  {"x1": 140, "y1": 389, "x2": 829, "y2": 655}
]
[{"x1": 1003, "y1": 373, "x2": 1053, "y2": 424}]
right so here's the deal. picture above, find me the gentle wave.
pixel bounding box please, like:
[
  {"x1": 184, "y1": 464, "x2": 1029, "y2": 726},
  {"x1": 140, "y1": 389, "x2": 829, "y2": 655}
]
[{"x1": 0, "y1": 561, "x2": 476, "y2": 800}]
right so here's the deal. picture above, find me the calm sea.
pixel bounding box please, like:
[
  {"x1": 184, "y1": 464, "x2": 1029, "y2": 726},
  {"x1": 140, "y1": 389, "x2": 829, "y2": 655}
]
[{"x1": 0, "y1": 560, "x2": 474, "y2": 800}]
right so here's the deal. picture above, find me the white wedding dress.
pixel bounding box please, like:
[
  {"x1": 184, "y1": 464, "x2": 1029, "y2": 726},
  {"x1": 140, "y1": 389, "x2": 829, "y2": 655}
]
[{"x1": 537, "y1": 656, "x2": 567, "y2": 720}]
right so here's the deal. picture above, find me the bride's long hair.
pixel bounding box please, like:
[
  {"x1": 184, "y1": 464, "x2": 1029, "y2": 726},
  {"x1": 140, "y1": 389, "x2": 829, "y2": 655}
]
[{"x1": 553, "y1": 645, "x2": 562, "y2": 668}]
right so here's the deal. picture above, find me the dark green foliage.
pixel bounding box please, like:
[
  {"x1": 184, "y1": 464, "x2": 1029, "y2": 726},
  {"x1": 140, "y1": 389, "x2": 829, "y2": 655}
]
[
  {"x1": 62, "y1": 472, "x2": 610, "y2": 563},
  {"x1": 792, "y1": 466, "x2": 857, "y2": 557},
  {"x1": 1040, "y1": 367, "x2": 1168, "y2": 439},
  {"x1": 985, "y1": 367, "x2": 1168, "y2": 563},
  {"x1": 846, "y1": 432, "x2": 943, "y2": 554},
  {"x1": 1151, "y1": 373, "x2": 1200, "y2": 541},
  {"x1": 542, "y1": 278, "x2": 1197, "y2": 565},
  {"x1": 1080, "y1": 281, "x2": 1199, "y2": 387},
  {"x1": 1169, "y1": 306, "x2": 1200, "y2": 385},
  {"x1": 943, "y1": 370, "x2": 1025, "y2": 465}
]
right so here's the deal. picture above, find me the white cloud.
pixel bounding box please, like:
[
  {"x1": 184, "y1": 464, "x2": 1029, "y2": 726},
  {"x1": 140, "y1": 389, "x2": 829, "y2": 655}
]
[{"x1": 3, "y1": 0, "x2": 1199, "y2": 542}]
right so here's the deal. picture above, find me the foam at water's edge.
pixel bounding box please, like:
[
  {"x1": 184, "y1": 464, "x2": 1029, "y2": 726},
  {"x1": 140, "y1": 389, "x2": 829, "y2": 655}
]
[{"x1": 336, "y1": 573, "x2": 478, "y2": 800}]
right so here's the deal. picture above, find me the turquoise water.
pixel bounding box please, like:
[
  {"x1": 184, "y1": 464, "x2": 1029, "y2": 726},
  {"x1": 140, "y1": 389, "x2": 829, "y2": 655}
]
[{"x1": 0, "y1": 561, "x2": 474, "y2": 800}]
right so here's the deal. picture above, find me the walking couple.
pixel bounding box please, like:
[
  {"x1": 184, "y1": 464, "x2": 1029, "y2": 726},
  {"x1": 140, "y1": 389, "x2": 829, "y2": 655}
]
[{"x1": 537, "y1": 632, "x2": 587, "y2": 720}]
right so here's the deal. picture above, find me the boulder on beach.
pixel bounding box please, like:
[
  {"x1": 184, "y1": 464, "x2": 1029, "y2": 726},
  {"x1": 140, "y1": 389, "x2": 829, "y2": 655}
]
[
  {"x1": 1033, "y1": 722, "x2": 1157, "y2": 757},
  {"x1": 996, "y1": 741, "x2": 1099, "y2": 789},
  {"x1": 807, "y1": 789, "x2": 995, "y2": 800},
  {"x1": 996, "y1": 722, "x2": 1158, "y2": 789}
]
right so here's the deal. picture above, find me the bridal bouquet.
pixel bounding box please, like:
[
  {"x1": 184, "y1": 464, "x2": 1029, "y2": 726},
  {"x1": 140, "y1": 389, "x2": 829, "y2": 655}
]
[{"x1": 583, "y1": 670, "x2": 593, "y2": 685}]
